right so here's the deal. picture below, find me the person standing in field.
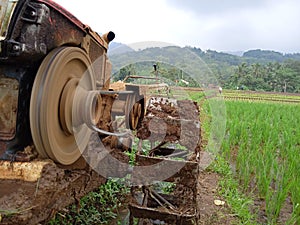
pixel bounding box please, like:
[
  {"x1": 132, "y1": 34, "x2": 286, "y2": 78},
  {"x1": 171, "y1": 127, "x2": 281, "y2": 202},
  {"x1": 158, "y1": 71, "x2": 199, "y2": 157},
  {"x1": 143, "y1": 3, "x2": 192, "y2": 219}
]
[{"x1": 219, "y1": 86, "x2": 222, "y2": 94}]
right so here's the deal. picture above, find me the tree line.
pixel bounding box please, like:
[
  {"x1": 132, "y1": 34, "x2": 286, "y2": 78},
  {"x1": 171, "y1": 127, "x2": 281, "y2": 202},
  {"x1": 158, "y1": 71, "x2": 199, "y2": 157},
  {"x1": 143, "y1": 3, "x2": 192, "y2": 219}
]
[
  {"x1": 214, "y1": 60, "x2": 300, "y2": 93},
  {"x1": 109, "y1": 45, "x2": 300, "y2": 93}
]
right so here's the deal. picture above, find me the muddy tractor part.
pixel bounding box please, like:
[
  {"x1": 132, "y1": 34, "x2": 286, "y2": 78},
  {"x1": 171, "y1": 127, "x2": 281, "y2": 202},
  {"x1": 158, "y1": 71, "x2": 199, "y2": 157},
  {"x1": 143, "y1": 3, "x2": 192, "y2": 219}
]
[
  {"x1": 0, "y1": 0, "x2": 144, "y2": 165},
  {"x1": 128, "y1": 97, "x2": 201, "y2": 224},
  {"x1": 0, "y1": 1, "x2": 202, "y2": 224}
]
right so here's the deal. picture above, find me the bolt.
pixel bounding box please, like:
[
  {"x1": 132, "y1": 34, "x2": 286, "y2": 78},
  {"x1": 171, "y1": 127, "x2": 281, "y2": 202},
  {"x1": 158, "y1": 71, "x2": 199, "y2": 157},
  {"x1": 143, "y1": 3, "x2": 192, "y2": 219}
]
[
  {"x1": 30, "y1": 11, "x2": 36, "y2": 17},
  {"x1": 12, "y1": 45, "x2": 20, "y2": 51}
]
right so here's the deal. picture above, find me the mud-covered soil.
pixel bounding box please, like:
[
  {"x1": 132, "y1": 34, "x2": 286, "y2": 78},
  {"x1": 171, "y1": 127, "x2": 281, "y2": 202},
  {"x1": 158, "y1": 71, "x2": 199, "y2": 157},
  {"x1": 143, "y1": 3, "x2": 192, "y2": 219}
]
[
  {"x1": 197, "y1": 171, "x2": 235, "y2": 225},
  {"x1": 0, "y1": 158, "x2": 106, "y2": 225},
  {"x1": 137, "y1": 97, "x2": 201, "y2": 151}
]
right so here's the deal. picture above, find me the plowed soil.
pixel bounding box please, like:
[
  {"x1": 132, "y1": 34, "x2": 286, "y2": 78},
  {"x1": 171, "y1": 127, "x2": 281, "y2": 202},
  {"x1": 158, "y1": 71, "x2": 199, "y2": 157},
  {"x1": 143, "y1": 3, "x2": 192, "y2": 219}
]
[
  {"x1": 0, "y1": 159, "x2": 106, "y2": 225},
  {"x1": 0, "y1": 97, "x2": 234, "y2": 225}
]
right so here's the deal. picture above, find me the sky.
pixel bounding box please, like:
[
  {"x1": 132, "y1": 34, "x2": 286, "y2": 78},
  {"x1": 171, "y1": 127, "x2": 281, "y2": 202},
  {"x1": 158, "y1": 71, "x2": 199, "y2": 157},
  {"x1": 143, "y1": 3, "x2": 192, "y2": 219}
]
[{"x1": 54, "y1": 0, "x2": 300, "y2": 53}]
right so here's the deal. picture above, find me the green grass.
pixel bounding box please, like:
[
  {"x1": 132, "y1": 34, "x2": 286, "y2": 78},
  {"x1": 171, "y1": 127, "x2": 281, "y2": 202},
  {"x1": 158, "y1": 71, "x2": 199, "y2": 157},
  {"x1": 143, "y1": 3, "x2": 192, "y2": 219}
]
[
  {"x1": 209, "y1": 156, "x2": 257, "y2": 224},
  {"x1": 190, "y1": 90, "x2": 300, "y2": 224},
  {"x1": 48, "y1": 179, "x2": 130, "y2": 225},
  {"x1": 223, "y1": 90, "x2": 300, "y2": 103},
  {"x1": 189, "y1": 91, "x2": 256, "y2": 224},
  {"x1": 221, "y1": 100, "x2": 300, "y2": 224}
]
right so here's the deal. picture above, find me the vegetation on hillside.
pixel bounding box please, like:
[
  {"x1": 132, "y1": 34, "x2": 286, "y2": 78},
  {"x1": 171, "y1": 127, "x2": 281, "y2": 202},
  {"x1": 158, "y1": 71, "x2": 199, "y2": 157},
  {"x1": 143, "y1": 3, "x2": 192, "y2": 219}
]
[{"x1": 109, "y1": 46, "x2": 300, "y2": 93}]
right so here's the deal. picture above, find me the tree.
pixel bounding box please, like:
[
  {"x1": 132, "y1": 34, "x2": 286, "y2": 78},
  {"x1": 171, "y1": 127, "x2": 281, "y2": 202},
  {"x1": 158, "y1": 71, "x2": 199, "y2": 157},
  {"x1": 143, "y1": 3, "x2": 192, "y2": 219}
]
[
  {"x1": 276, "y1": 65, "x2": 297, "y2": 92},
  {"x1": 112, "y1": 64, "x2": 136, "y2": 81}
]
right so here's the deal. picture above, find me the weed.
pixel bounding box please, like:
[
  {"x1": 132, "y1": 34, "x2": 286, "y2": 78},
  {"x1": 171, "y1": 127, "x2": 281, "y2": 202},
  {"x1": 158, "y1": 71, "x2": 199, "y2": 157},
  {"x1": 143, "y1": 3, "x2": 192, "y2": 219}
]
[{"x1": 48, "y1": 179, "x2": 130, "y2": 225}]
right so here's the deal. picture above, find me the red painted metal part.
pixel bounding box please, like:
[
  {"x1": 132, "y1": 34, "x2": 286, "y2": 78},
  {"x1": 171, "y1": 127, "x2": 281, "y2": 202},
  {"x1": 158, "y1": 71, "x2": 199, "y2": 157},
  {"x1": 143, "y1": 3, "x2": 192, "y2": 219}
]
[{"x1": 36, "y1": 0, "x2": 107, "y2": 49}]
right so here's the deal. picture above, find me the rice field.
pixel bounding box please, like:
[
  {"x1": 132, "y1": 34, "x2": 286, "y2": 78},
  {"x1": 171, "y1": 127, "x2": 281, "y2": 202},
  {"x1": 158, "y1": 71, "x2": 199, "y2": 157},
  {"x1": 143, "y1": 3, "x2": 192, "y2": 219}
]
[
  {"x1": 213, "y1": 92, "x2": 300, "y2": 224},
  {"x1": 223, "y1": 90, "x2": 300, "y2": 103}
]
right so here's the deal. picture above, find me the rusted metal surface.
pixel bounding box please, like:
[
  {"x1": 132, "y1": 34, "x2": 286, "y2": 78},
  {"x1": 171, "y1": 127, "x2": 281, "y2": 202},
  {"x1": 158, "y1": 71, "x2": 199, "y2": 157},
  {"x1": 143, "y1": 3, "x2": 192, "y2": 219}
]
[
  {"x1": 0, "y1": 77, "x2": 18, "y2": 140},
  {"x1": 0, "y1": 0, "x2": 114, "y2": 159},
  {"x1": 0, "y1": 0, "x2": 202, "y2": 224},
  {"x1": 133, "y1": 155, "x2": 199, "y2": 187},
  {"x1": 129, "y1": 203, "x2": 196, "y2": 225},
  {"x1": 129, "y1": 97, "x2": 201, "y2": 224},
  {"x1": 0, "y1": 0, "x2": 18, "y2": 41},
  {"x1": 1, "y1": 0, "x2": 108, "y2": 61},
  {"x1": 37, "y1": 0, "x2": 108, "y2": 49}
]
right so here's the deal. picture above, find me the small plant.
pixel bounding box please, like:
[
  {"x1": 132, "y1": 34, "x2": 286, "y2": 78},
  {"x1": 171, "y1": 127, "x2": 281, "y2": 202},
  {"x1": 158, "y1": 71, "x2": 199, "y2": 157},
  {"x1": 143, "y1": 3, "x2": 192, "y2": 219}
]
[
  {"x1": 209, "y1": 156, "x2": 256, "y2": 224},
  {"x1": 153, "y1": 182, "x2": 176, "y2": 194},
  {"x1": 48, "y1": 179, "x2": 130, "y2": 225}
]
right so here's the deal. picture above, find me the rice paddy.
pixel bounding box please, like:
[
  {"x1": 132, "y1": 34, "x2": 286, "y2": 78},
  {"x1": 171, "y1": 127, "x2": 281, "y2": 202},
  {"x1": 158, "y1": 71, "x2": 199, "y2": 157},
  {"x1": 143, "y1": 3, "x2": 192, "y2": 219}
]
[{"x1": 194, "y1": 89, "x2": 300, "y2": 224}]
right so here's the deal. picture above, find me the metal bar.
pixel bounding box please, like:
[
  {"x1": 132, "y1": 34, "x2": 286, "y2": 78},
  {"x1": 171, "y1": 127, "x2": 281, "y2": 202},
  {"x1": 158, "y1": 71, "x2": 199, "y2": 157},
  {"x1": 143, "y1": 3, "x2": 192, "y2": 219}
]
[
  {"x1": 163, "y1": 150, "x2": 190, "y2": 159},
  {"x1": 98, "y1": 90, "x2": 134, "y2": 95},
  {"x1": 123, "y1": 75, "x2": 157, "y2": 82},
  {"x1": 90, "y1": 124, "x2": 130, "y2": 137},
  {"x1": 149, "y1": 188, "x2": 177, "y2": 211}
]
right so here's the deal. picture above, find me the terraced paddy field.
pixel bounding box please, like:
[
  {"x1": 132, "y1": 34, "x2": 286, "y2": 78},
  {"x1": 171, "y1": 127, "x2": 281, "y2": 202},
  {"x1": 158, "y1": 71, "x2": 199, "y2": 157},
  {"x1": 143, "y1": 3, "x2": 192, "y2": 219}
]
[{"x1": 223, "y1": 90, "x2": 300, "y2": 104}]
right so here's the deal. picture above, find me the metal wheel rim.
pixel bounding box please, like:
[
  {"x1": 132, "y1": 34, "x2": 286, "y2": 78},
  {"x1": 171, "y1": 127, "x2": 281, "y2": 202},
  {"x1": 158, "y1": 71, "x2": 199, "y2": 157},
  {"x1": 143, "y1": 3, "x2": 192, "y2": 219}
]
[{"x1": 30, "y1": 47, "x2": 95, "y2": 165}]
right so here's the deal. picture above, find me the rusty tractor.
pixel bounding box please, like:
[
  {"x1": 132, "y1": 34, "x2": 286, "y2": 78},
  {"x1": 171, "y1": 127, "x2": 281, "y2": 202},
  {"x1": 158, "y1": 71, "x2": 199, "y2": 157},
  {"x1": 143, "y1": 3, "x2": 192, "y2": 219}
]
[{"x1": 0, "y1": 0, "x2": 201, "y2": 224}]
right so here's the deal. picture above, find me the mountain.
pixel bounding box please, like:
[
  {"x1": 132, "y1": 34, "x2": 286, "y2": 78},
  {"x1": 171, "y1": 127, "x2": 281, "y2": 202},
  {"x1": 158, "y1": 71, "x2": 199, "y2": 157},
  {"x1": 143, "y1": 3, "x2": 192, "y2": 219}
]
[
  {"x1": 223, "y1": 51, "x2": 244, "y2": 57},
  {"x1": 108, "y1": 42, "x2": 134, "y2": 55},
  {"x1": 243, "y1": 49, "x2": 285, "y2": 62},
  {"x1": 242, "y1": 49, "x2": 300, "y2": 62},
  {"x1": 108, "y1": 44, "x2": 300, "y2": 92}
]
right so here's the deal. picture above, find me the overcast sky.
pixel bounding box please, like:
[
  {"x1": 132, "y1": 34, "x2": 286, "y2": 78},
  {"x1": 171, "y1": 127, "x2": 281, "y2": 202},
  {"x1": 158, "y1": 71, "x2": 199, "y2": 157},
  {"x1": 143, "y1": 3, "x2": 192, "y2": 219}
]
[{"x1": 54, "y1": 0, "x2": 300, "y2": 53}]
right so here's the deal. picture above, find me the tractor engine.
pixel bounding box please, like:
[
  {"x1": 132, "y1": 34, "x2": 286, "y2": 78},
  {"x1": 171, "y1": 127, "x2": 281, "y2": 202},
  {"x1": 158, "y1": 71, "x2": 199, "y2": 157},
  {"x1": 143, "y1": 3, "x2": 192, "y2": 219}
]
[{"x1": 0, "y1": 0, "x2": 143, "y2": 165}]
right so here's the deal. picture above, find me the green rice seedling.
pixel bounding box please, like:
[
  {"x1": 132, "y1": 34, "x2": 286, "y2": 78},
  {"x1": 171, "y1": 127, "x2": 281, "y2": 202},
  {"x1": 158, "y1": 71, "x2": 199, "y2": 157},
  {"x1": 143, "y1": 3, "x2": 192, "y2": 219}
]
[
  {"x1": 265, "y1": 163, "x2": 292, "y2": 224},
  {"x1": 191, "y1": 90, "x2": 300, "y2": 223},
  {"x1": 255, "y1": 147, "x2": 274, "y2": 198},
  {"x1": 222, "y1": 99, "x2": 300, "y2": 223}
]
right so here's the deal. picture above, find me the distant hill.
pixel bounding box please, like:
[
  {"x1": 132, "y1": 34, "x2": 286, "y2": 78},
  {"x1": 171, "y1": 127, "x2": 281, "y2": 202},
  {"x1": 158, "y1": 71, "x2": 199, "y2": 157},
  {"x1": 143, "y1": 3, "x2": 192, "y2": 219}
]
[
  {"x1": 109, "y1": 44, "x2": 300, "y2": 68},
  {"x1": 108, "y1": 45, "x2": 300, "y2": 76},
  {"x1": 108, "y1": 44, "x2": 300, "y2": 92},
  {"x1": 191, "y1": 48, "x2": 300, "y2": 65},
  {"x1": 223, "y1": 51, "x2": 244, "y2": 57},
  {"x1": 243, "y1": 49, "x2": 285, "y2": 62},
  {"x1": 108, "y1": 42, "x2": 134, "y2": 55},
  {"x1": 109, "y1": 43, "x2": 300, "y2": 63},
  {"x1": 242, "y1": 49, "x2": 300, "y2": 62}
]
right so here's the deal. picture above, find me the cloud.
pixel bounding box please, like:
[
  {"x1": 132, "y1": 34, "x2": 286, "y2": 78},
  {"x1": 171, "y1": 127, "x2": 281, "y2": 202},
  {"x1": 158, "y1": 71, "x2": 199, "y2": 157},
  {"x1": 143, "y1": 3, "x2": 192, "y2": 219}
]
[
  {"x1": 53, "y1": 0, "x2": 188, "y2": 45},
  {"x1": 164, "y1": 0, "x2": 300, "y2": 53},
  {"x1": 53, "y1": 0, "x2": 300, "y2": 53},
  {"x1": 165, "y1": 0, "x2": 268, "y2": 15}
]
